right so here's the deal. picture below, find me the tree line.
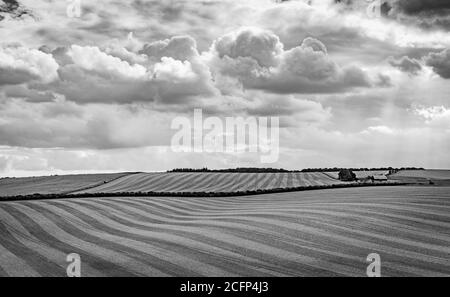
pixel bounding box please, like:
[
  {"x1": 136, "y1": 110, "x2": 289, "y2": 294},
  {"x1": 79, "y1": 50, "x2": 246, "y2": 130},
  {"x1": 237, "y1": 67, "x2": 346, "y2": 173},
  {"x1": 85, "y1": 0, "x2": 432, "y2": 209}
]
[{"x1": 168, "y1": 167, "x2": 424, "y2": 173}]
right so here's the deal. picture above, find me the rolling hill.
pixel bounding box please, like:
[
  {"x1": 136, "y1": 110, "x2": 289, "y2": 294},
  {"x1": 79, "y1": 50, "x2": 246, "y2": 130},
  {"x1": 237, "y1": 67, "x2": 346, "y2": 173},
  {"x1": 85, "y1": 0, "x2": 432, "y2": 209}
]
[
  {"x1": 0, "y1": 172, "x2": 352, "y2": 197},
  {"x1": 74, "y1": 172, "x2": 347, "y2": 194},
  {"x1": 0, "y1": 186, "x2": 448, "y2": 276},
  {"x1": 389, "y1": 170, "x2": 450, "y2": 186},
  {"x1": 0, "y1": 173, "x2": 133, "y2": 197}
]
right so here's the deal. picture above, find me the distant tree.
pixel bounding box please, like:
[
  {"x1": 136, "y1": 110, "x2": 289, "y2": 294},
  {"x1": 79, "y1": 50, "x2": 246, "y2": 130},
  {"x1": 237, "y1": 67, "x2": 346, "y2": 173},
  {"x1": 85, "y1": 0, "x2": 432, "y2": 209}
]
[{"x1": 338, "y1": 169, "x2": 356, "y2": 181}]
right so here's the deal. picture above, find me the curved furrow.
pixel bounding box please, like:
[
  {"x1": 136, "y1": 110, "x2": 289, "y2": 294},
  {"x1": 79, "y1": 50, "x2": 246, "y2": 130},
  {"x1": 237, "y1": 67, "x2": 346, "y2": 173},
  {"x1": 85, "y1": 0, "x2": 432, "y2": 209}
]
[
  {"x1": 79, "y1": 173, "x2": 150, "y2": 193},
  {"x1": 74, "y1": 198, "x2": 450, "y2": 274},
  {"x1": 74, "y1": 197, "x2": 450, "y2": 270},
  {"x1": 109, "y1": 197, "x2": 450, "y2": 257},
  {"x1": 99, "y1": 197, "x2": 450, "y2": 268},
  {"x1": 107, "y1": 197, "x2": 450, "y2": 246},
  {"x1": 0, "y1": 240, "x2": 41, "y2": 277},
  {"x1": 131, "y1": 173, "x2": 179, "y2": 192},
  {"x1": 210, "y1": 173, "x2": 240, "y2": 192},
  {"x1": 108, "y1": 173, "x2": 170, "y2": 193},
  {"x1": 165, "y1": 173, "x2": 209, "y2": 192},
  {"x1": 5, "y1": 203, "x2": 150, "y2": 277},
  {"x1": 187, "y1": 173, "x2": 224, "y2": 192},
  {"x1": 56, "y1": 199, "x2": 364, "y2": 276},
  {"x1": 1, "y1": 186, "x2": 449, "y2": 276},
  {"x1": 258, "y1": 173, "x2": 277, "y2": 190},
  {"x1": 161, "y1": 172, "x2": 205, "y2": 192},
  {"x1": 48, "y1": 200, "x2": 289, "y2": 276},
  {"x1": 0, "y1": 207, "x2": 104, "y2": 277},
  {"x1": 228, "y1": 173, "x2": 255, "y2": 192}
]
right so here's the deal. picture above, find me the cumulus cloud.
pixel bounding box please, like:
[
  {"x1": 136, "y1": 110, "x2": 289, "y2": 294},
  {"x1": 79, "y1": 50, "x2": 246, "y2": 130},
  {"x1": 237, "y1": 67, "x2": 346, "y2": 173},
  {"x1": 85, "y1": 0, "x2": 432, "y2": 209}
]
[
  {"x1": 68, "y1": 45, "x2": 149, "y2": 80},
  {"x1": 1, "y1": 1, "x2": 449, "y2": 175},
  {"x1": 40, "y1": 42, "x2": 216, "y2": 104},
  {"x1": 213, "y1": 28, "x2": 283, "y2": 67},
  {"x1": 0, "y1": 44, "x2": 59, "y2": 85},
  {"x1": 209, "y1": 27, "x2": 372, "y2": 94},
  {"x1": 139, "y1": 35, "x2": 199, "y2": 62},
  {"x1": 388, "y1": 55, "x2": 422, "y2": 75},
  {"x1": 425, "y1": 48, "x2": 450, "y2": 78},
  {"x1": 413, "y1": 105, "x2": 450, "y2": 129},
  {"x1": 0, "y1": 28, "x2": 383, "y2": 105},
  {"x1": 153, "y1": 57, "x2": 196, "y2": 82}
]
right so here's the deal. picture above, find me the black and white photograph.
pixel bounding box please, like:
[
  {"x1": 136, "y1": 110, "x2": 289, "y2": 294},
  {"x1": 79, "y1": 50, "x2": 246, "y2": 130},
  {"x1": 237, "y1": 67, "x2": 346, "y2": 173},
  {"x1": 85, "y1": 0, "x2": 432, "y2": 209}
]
[{"x1": 0, "y1": 0, "x2": 449, "y2": 283}]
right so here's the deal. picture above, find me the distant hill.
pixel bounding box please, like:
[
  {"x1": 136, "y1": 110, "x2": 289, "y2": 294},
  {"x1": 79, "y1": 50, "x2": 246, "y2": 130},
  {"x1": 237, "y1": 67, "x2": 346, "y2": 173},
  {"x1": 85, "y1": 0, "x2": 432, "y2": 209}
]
[
  {"x1": 0, "y1": 172, "x2": 134, "y2": 197},
  {"x1": 389, "y1": 170, "x2": 450, "y2": 186}
]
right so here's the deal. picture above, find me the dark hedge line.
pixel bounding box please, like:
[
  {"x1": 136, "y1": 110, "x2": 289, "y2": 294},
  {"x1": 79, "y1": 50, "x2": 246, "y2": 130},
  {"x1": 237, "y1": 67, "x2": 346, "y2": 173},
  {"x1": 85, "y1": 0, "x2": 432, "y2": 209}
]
[{"x1": 0, "y1": 181, "x2": 408, "y2": 202}]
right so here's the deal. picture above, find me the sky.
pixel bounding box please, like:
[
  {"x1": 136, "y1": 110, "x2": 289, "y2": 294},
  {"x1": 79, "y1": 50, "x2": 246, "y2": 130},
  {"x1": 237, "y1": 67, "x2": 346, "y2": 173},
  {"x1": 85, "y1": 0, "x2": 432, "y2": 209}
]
[{"x1": 0, "y1": 0, "x2": 449, "y2": 176}]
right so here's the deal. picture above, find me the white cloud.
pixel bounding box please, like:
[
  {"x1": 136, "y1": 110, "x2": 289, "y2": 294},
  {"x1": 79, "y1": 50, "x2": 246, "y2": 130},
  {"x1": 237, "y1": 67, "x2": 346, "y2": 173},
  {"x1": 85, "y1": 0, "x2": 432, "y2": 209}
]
[
  {"x1": 39, "y1": 41, "x2": 217, "y2": 104},
  {"x1": 208, "y1": 27, "x2": 373, "y2": 94},
  {"x1": 0, "y1": 44, "x2": 59, "y2": 85},
  {"x1": 213, "y1": 27, "x2": 283, "y2": 67},
  {"x1": 0, "y1": 0, "x2": 449, "y2": 175},
  {"x1": 68, "y1": 45, "x2": 149, "y2": 80},
  {"x1": 153, "y1": 57, "x2": 197, "y2": 82},
  {"x1": 413, "y1": 105, "x2": 450, "y2": 129},
  {"x1": 364, "y1": 125, "x2": 396, "y2": 135},
  {"x1": 140, "y1": 35, "x2": 199, "y2": 62}
]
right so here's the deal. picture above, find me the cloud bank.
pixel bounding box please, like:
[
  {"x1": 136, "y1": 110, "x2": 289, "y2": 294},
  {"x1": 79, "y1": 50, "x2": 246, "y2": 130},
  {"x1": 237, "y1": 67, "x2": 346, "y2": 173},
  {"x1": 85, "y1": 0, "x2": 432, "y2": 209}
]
[{"x1": 0, "y1": 0, "x2": 449, "y2": 175}]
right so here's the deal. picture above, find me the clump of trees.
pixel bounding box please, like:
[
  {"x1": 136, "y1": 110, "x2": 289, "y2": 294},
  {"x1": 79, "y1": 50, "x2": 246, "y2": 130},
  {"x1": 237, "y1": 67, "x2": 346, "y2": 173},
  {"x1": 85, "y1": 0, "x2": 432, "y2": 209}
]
[{"x1": 338, "y1": 169, "x2": 357, "y2": 181}]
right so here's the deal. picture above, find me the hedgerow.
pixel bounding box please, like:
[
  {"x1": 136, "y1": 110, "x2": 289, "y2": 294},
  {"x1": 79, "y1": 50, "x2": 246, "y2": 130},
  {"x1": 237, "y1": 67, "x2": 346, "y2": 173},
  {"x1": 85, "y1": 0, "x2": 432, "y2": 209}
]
[{"x1": 0, "y1": 181, "x2": 407, "y2": 202}]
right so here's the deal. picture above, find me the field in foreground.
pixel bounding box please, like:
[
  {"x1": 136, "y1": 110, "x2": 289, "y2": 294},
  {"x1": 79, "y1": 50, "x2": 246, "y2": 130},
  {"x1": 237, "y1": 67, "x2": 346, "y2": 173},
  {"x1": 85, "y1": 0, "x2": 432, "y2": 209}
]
[{"x1": 0, "y1": 186, "x2": 449, "y2": 277}]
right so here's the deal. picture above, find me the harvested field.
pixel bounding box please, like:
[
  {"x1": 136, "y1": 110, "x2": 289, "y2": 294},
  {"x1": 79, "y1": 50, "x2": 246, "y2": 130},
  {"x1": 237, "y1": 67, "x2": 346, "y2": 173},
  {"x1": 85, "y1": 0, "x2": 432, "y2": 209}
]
[
  {"x1": 389, "y1": 170, "x2": 450, "y2": 186},
  {"x1": 0, "y1": 173, "x2": 133, "y2": 197},
  {"x1": 390, "y1": 170, "x2": 450, "y2": 180},
  {"x1": 324, "y1": 171, "x2": 388, "y2": 180},
  {"x1": 75, "y1": 172, "x2": 346, "y2": 194},
  {"x1": 0, "y1": 186, "x2": 448, "y2": 277}
]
